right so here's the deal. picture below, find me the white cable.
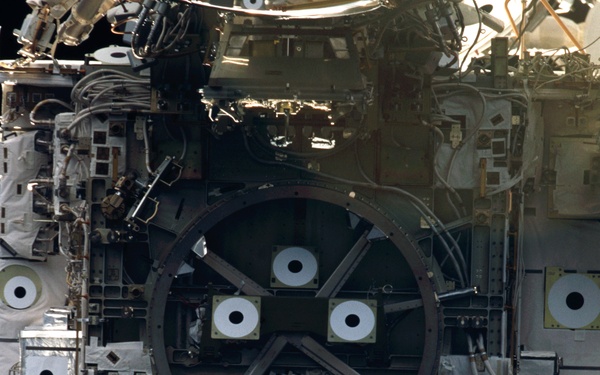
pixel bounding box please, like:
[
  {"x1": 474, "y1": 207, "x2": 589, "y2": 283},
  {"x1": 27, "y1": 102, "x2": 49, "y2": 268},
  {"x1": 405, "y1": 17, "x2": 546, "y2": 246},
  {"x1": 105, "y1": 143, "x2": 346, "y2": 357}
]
[
  {"x1": 476, "y1": 333, "x2": 497, "y2": 375},
  {"x1": 429, "y1": 123, "x2": 464, "y2": 219},
  {"x1": 29, "y1": 98, "x2": 74, "y2": 125},
  {"x1": 486, "y1": 168, "x2": 524, "y2": 196},
  {"x1": 60, "y1": 144, "x2": 76, "y2": 178},
  {"x1": 85, "y1": 80, "x2": 150, "y2": 106},
  {"x1": 178, "y1": 125, "x2": 187, "y2": 161},
  {"x1": 65, "y1": 102, "x2": 151, "y2": 133},
  {"x1": 72, "y1": 69, "x2": 149, "y2": 103},
  {"x1": 466, "y1": 334, "x2": 478, "y2": 375},
  {"x1": 143, "y1": 119, "x2": 154, "y2": 174}
]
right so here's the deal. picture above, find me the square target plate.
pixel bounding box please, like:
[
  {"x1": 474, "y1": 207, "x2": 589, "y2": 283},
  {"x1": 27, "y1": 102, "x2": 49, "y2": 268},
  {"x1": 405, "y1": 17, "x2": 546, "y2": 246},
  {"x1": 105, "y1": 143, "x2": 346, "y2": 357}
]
[
  {"x1": 211, "y1": 295, "x2": 261, "y2": 340},
  {"x1": 270, "y1": 246, "x2": 319, "y2": 289},
  {"x1": 0, "y1": 265, "x2": 42, "y2": 310},
  {"x1": 544, "y1": 267, "x2": 600, "y2": 329},
  {"x1": 327, "y1": 299, "x2": 377, "y2": 343}
]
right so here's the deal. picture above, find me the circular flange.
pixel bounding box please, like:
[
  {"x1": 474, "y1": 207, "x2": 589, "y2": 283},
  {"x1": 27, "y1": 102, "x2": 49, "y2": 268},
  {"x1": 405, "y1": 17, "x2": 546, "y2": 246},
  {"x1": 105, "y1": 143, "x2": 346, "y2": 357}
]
[
  {"x1": 548, "y1": 273, "x2": 600, "y2": 328},
  {"x1": 272, "y1": 246, "x2": 318, "y2": 287},
  {"x1": 212, "y1": 296, "x2": 261, "y2": 339},
  {"x1": 329, "y1": 300, "x2": 376, "y2": 342},
  {"x1": 148, "y1": 183, "x2": 442, "y2": 375}
]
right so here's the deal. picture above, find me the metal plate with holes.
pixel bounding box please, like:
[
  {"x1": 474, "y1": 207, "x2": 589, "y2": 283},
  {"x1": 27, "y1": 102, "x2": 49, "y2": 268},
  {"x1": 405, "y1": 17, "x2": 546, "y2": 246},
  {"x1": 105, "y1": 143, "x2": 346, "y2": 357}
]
[
  {"x1": 545, "y1": 267, "x2": 600, "y2": 329},
  {"x1": 328, "y1": 299, "x2": 377, "y2": 343},
  {"x1": 211, "y1": 295, "x2": 261, "y2": 340},
  {"x1": 271, "y1": 246, "x2": 319, "y2": 288},
  {"x1": 547, "y1": 137, "x2": 600, "y2": 218},
  {"x1": 0, "y1": 265, "x2": 42, "y2": 309}
]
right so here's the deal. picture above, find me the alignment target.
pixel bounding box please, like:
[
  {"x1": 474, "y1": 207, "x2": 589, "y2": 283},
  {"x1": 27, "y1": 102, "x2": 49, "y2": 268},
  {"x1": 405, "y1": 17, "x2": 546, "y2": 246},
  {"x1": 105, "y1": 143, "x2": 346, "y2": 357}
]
[
  {"x1": 547, "y1": 273, "x2": 600, "y2": 329},
  {"x1": 211, "y1": 296, "x2": 261, "y2": 340},
  {"x1": 271, "y1": 246, "x2": 319, "y2": 288},
  {"x1": 328, "y1": 299, "x2": 377, "y2": 343},
  {"x1": 0, "y1": 265, "x2": 42, "y2": 310},
  {"x1": 242, "y1": 0, "x2": 263, "y2": 10}
]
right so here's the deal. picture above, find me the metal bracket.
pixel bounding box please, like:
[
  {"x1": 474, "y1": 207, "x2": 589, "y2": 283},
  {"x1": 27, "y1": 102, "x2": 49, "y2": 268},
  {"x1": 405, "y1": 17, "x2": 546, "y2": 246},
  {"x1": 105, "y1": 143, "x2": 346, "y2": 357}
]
[{"x1": 126, "y1": 157, "x2": 182, "y2": 228}]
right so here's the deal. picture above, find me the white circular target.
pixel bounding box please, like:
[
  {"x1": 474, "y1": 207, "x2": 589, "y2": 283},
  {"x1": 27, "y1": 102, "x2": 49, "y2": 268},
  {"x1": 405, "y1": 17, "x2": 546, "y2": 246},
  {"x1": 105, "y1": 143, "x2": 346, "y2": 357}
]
[
  {"x1": 330, "y1": 300, "x2": 376, "y2": 342},
  {"x1": 273, "y1": 247, "x2": 318, "y2": 287},
  {"x1": 213, "y1": 297, "x2": 260, "y2": 339},
  {"x1": 548, "y1": 274, "x2": 600, "y2": 328},
  {"x1": 4, "y1": 275, "x2": 37, "y2": 309},
  {"x1": 93, "y1": 46, "x2": 130, "y2": 65},
  {"x1": 242, "y1": 0, "x2": 263, "y2": 9}
]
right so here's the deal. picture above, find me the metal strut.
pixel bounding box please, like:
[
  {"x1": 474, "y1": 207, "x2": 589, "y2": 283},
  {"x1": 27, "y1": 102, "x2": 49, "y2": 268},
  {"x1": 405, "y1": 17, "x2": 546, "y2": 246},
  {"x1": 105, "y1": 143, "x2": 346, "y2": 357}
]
[
  {"x1": 193, "y1": 236, "x2": 272, "y2": 296},
  {"x1": 316, "y1": 225, "x2": 385, "y2": 298}
]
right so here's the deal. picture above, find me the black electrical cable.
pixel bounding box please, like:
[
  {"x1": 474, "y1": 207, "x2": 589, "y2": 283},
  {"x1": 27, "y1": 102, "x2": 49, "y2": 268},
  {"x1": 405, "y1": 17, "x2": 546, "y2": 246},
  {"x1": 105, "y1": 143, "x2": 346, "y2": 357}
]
[
  {"x1": 131, "y1": 0, "x2": 156, "y2": 57},
  {"x1": 454, "y1": 1, "x2": 466, "y2": 42},
  {"x1": 144, "y1": 1, "x2": 169, "y2": 54}
]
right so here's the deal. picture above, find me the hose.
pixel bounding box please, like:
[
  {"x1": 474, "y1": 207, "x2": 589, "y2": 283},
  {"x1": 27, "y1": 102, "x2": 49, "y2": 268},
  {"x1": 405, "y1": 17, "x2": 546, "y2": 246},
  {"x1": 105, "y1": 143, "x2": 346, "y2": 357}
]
[
  {"x1": 131, "y1": 0, "x2": 157, "y2": 56},
  {"x1": 144, "y1": 1, "x2": 170, "y2": 54},
  {"x1": 29, "y1": 99, "x2": 74, "y2": 125},
  {"x1": 476, "y1": 332, "x2": 497, "y2": 375},
  {"x1": 143, "y1": 118, "x2": 154, "y2": 174},
  {"x1": 466, "y1": 334, "x2": 478, "y2": 375}
]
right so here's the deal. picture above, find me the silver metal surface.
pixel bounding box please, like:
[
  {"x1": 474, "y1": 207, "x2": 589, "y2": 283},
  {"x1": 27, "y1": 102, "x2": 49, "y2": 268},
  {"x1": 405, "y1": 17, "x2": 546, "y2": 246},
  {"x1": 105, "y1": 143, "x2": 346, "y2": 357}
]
[
  {"x1": 86, "y1": 336, "x2": 153, "y2": 374},
  {"x1": 20, "y1": 328, "x2": 80, "y2": 375}
]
